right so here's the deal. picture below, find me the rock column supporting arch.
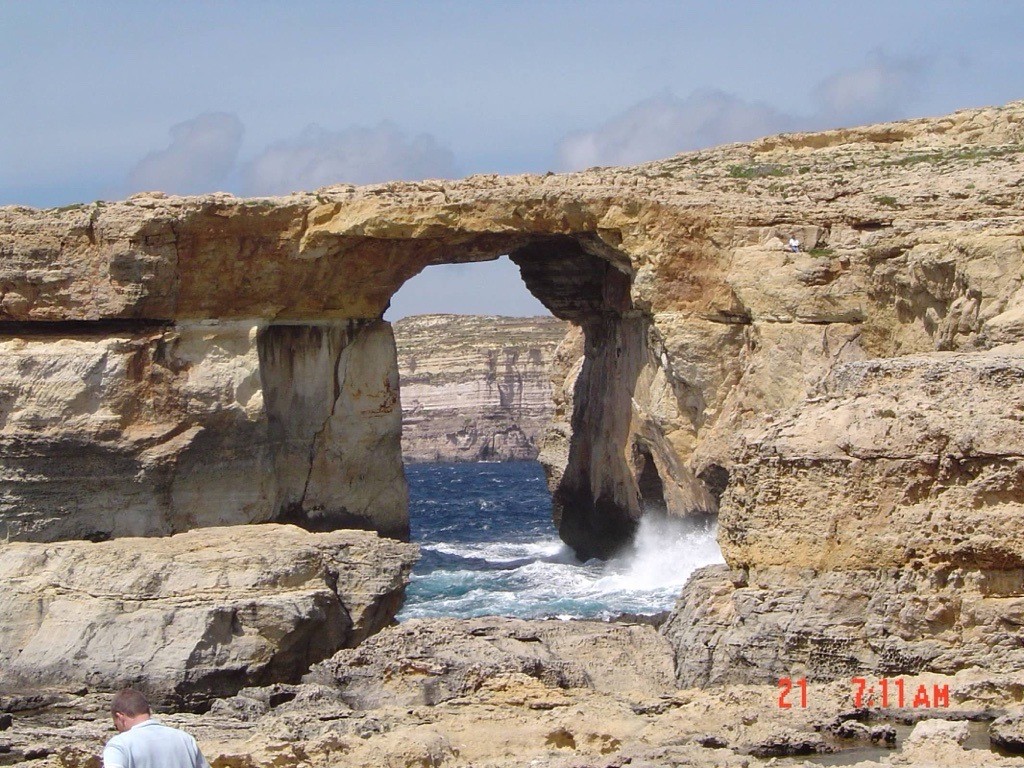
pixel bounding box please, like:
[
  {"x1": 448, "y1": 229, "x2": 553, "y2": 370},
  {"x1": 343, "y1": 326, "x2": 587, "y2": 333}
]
[
  {"x1": 510, "y1": 237, "x2": 718, "y2": 558},
  {"x1": 553, "y1": 312, "x2": 648, "y2": 558},
  {"x1": 257, "y1": 319, "x2": 408, "y2": 539}
]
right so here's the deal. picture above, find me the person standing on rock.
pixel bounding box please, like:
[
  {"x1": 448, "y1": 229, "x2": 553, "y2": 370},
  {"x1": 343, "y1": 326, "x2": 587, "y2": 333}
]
[{"x1": 103, "y1": 689, "x2": 210, "y2": 768}]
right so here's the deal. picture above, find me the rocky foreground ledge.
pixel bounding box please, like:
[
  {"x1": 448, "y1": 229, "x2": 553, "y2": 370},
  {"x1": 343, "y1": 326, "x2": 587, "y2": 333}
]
[{"x1": 5, "y1": 618, "x2": 1024, "y2": 768}]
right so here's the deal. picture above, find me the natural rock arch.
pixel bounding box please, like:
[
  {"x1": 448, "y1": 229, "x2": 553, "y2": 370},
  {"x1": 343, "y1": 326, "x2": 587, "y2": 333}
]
[
  {"x1": 4, "y1": 100, "x2": 1024, "y2": 686},
  {"x1": 255, "y1": 231, "x2": 664, "y2": 555},
  {"x1": 250, "y1": 229, "x2": 718, "y2": 558},
  {"x1": 0, "y1": 192, "x2": 717, "y2": 557}
]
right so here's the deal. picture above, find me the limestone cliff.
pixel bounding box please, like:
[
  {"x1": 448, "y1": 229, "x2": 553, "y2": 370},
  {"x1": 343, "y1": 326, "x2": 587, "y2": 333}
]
[
  {"x1": 3, "y1": 101, "x2": 1024, "y2": 688},
  {"x1": 663, "y1": 343, "x2": 1024, "y2": 685},
  {"x1": 0, "y1": 320, "x2": 407, "y2": 542},
  {"x1": 394, "y1": 314, "x2": 567, "y2": 463}
]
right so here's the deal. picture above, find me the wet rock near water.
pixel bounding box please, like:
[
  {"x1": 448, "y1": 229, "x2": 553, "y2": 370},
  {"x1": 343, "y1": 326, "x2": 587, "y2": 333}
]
[
  {"x1": 991, "y1": 712, "x2": 1024, "y2": 754},
  {"x1": 738, "y1": 726, "x2": 832, "y2": 758}
]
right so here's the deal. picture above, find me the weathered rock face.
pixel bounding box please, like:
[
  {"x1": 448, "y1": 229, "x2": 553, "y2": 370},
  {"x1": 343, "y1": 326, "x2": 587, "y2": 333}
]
[
  {"x1": 394, "y1": 314, "x2": 566, "y2": 463},
  {"x1": 721, "y1": 345, "x2": 1024, "y2": 573},
  {"x1": 259, "y1": 320, "x2": 406, "y2": 537},
  {"x1": 0, "y1": 321, "x2": 272, "y2": 542},
  {"x1": 2, "y1": 102, "x2": 1024, "y2": 687},
  {"x1": 0, "y1": 319, "x2": 407, "y2": 542},
  {"x1": 664, "y1": 562, "x2": 1024, "y2": 687},
  {"x1": 664, "y1": 344, "x2": 1024, "y2": 685},
  {"x1": 308, "y1": 616, "x2": 677, "y2": 709},
  {"x1": 0, "y1": 524, "x2": 416, "y2": 707}
]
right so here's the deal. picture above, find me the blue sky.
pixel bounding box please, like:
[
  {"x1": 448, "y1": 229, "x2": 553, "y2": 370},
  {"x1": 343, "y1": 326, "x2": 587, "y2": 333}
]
[{"x1": 2, "y1": 1, "x2": 1022, "y2": 318}]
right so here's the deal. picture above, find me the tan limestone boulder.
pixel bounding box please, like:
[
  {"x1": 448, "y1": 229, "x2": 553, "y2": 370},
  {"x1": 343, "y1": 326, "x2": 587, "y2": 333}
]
[{"x1": 0, "y1": 525, "x2": 416, "y2": 707}]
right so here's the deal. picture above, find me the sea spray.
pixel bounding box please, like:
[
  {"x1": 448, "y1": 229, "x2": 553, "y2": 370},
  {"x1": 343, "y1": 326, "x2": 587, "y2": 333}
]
[
  {"x1": 399, "y1": 462, "x2": 724, "y2": 620},
  {"x1": 590, "y1": 512, "x2": 722, "y2": 598}
]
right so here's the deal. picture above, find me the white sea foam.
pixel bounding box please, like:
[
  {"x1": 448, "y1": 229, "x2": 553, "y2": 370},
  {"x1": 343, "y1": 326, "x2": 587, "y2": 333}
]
[
  {"x1": 594, "y1": 513, "x2": 722, "y2": 594},
  {"x1": 424, "y1": 539, "x2": 567, "y2": 563},
  {"x1": 402, "y1": 513, "x2": 724, "y2": 620}
]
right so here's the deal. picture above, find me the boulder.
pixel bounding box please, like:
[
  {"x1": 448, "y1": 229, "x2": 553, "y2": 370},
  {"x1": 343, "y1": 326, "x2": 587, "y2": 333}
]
[
  {"x1": 991, "y1": 712, "x2": 1024, "y2": 754},
  {"x1": 308, "y1": 617, "x2": 677, "y2": 709},
  {"x1": 0, "y1": 525, "x2": 416, "y2": 707},
  {"x1": 906, "y1": 719, "x2": 971, "y2": 746},
  {"x1": 738, "y1": 725, "x2": 831, "y2": 758}
]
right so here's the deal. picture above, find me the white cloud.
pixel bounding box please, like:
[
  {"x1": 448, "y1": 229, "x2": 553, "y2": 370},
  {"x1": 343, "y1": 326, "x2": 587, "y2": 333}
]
[
  {"x1": 127, "y1": 113, "x2": 243, "y2": 195},
  {"x1": 242, "y1": 122, "x2": 457, "y2": 195},
  {"x1": 556, "y1": 90, "x2": 793, "y2": 170},
  {"x1": 556, "y1": 53, "x2": 929, "y2": 170},
  {"x1": 812, "y1": 51, "x2": 924, "y2": 125}
]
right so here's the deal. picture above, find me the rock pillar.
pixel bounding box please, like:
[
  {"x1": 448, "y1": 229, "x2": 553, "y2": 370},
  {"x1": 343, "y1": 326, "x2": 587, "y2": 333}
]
[
  {"x1": 258, "y1": 320, "x2": 409, "y2": 539},
  {"x1": 553, "y1": 313, "x2": 647, "y2": 558}
]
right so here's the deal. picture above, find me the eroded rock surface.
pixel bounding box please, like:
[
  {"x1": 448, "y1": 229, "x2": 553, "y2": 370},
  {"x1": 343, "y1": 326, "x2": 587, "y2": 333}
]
[
  {"x1": 308, "y1": 617, "x2": 677, "y2": 709},
  {"x1": 720, "y1": 344, "x2": 1024, "y2": 573},
  {"x1": 665, "y1": 344, "x2": 1024, "y2": 685},
  {"x1": 0, "y1": 322, "x2": 270, "y2": 542},
  {"x1": 0, "y1": 525, "x2": 416, "y2": 707},
  {"x1": 394, "y1": 314, "x2": 567, "y2": 463},
  {"x1": 0, "y1": 320, "x2": 406, "y2": 542},
  {"x1": 7, "y1": 642, "x2": 1024, "y2": 768},
  {"x1": 991, "y1": 712, "x2": 1024, "y2": 754}
]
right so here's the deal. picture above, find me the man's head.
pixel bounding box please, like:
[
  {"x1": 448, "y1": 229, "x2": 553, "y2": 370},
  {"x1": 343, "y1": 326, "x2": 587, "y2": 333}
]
[{"x1": 110, "y1": 688, "x2": 151, "y2": 732}]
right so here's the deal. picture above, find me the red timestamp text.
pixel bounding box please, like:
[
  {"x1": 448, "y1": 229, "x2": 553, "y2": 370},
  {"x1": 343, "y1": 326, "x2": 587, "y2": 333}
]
[
  {"x1": 777, "y1": 677, "x2": 807, "y2": 709},
  {"x1": 777, "y1": 677, "x2": 951, "y2": 709},
  {"x1": 851, "y1": 677, "x2": 949, "y2": 709}
]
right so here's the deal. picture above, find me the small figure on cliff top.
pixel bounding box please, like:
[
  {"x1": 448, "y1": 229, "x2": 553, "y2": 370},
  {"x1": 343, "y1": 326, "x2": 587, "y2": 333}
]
[
  {"x1": 103, "y1": 689, "x2": 210, "y2": 768},
  {"x1": 788, "y1": 235, "x2": 801, "y2": 252}
]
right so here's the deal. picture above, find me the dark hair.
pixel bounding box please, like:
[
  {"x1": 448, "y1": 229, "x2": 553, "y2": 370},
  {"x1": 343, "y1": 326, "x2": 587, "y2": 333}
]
[{"x1": 111, "y1": 688, "x2": 151, "y2": 717}]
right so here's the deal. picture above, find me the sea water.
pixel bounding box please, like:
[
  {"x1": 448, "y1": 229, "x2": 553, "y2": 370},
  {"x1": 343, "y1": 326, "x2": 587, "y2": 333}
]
[{"x1": 398, "y1": 461, "x2": 724, "y2": 620}]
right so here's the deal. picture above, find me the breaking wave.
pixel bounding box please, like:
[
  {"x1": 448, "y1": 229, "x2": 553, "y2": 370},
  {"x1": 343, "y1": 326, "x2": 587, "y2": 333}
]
[{"x1": 398, "y1": 462, "x2": 723, "y2": 620}]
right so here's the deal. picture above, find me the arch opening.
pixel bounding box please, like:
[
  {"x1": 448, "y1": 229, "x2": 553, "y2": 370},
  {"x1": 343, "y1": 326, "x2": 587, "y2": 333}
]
[
  {"x1": 388, "y1": 250, "x2": 725, "y2": 619},
  {"x1": 255, "y1": 231, "x2": 680, "y2": 565},
  {"x1": 634, "y1": 442, "x2": 668, "y2": 515}
]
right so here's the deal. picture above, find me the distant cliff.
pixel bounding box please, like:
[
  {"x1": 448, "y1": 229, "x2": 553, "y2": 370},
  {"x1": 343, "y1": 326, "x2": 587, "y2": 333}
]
[{"x1": 393, "y1": 314, "x2": 568, "y2": 463}]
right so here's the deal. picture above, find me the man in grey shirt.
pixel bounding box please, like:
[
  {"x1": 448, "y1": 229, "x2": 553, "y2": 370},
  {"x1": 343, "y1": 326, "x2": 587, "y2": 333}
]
[{"x1": 103, "y1": 689, "x2": 209, "y2": 768}]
